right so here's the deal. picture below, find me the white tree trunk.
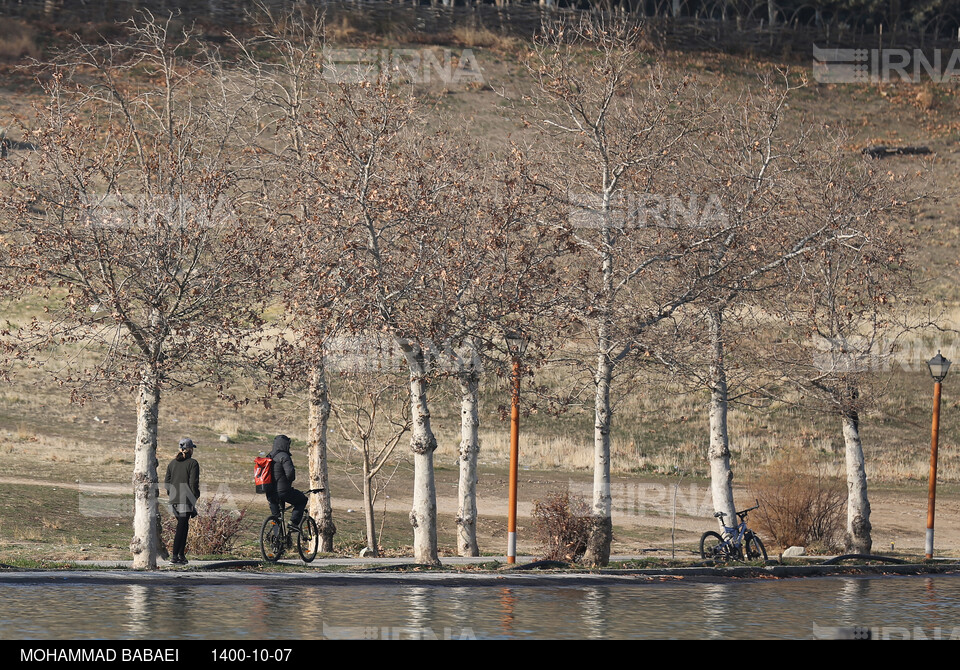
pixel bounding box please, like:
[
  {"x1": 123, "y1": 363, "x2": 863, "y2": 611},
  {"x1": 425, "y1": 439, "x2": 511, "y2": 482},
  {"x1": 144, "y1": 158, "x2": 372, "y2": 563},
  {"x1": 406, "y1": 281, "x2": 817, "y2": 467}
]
[
  {"x1": 130, "y1": 367, "x2": 160, "y2": 570},
  {"x1": 707, "y1": 308, "x2": 737, "y2": 529},
  {"x1": 841, "y1": 410, "x2": 872, "y2": 554},
  {"x1": 584, "y1": 350, "x2": 614, "y2": 566},
  {"x1": 457, "y1": 364, "x2": 481, "y2": 557},
  {"x1": 307, "y1": 363, "x2": 336, "y2": 553},
  {"x1": 584, "y1": 199, "x2": 615, "y2": 567},
  {"x1": 403, "y1": 341, "x2": 441, "y2": 566}
]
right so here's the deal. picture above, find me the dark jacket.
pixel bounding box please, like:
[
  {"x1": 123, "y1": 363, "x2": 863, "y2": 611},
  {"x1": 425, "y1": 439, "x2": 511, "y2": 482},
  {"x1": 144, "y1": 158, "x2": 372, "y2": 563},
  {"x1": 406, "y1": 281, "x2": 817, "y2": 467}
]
[
  {"x1": 165, "y1": 454, "x2": 200, "y2": 513},
  {"x1": 269, "y1": 435, "x2": 296, "y2": 495}
]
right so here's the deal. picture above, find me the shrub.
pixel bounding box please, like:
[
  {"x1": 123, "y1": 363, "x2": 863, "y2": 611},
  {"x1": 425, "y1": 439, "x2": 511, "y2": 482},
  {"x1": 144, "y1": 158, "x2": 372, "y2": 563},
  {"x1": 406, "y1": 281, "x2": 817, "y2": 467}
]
[
  {"x1": 749, "y1": 452, "x2": 845, "y2": 553},
  {"x1": 162, "y1": 495, "x2": 248, "y2": 556},
  {"x1": 531, "y1": 491, "x2": 592, "y2": 563}
]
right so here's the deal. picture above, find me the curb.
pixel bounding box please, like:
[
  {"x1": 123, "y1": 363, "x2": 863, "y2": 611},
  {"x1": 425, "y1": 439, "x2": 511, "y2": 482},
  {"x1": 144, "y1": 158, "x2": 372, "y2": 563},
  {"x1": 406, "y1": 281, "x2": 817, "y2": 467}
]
[{"x1": 1, "y1": 562, "x2": 958, "y2": 587}]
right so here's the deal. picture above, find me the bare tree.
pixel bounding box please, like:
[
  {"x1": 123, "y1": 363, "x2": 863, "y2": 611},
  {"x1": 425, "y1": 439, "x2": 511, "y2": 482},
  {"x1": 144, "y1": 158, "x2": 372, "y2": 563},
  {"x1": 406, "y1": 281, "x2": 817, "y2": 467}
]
[
  {"x1": 643, "y1": 74, "x2": 918, "y2": 541},
  {"x1": 331, "y1": 353, "x2": 410, "y2": 557},
  {"x1": 0, "y1": 14, "x2": 273, "y2": 569},
  {"x1": 663, "y1": 75, "x2": 827, "y2": 528},
  {"x1": 235, "y1": 3, "x2": 340, "y2": 553},
  {"x1": 770, "y1": 145, "x2": 925, "y2": 554},
  {"x1": 442, "y1": 149, "x2": 559, "y2": 557},
  {"x1": 522, "y1": 15, "x2": 712, "y2": 566},
  {"x1": 281, "y1": 61, "x2": 489, "y2": 564}
]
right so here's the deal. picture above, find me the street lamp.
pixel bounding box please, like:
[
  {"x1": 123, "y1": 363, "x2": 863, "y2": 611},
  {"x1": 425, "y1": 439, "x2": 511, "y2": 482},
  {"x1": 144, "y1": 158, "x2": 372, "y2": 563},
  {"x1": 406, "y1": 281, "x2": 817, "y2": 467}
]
[
  {"x1": 504, "y1": 330, "x2": 528, "y2": 564},
  {"x1": 925, "y1": 351, "x2": 951, "y2": 559}
]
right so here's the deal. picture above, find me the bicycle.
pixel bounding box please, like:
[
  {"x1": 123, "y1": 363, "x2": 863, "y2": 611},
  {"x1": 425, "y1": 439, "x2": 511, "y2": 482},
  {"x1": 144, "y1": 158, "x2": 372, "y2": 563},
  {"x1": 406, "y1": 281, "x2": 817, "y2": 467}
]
[
  {"x1": 260, "y1": 488, "x2": 323, "y2": 563},
  {"x1": 700, "y1": 499, "x2": 768, "y2": 562}
]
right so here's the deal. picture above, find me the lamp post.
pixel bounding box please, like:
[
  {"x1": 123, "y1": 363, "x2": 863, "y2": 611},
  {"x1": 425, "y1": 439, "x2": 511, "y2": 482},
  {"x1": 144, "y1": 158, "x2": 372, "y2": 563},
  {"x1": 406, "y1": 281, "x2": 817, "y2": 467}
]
[
  {"x1": 925, "y1": 351, "x2": 951, "y2": 559},
  {"x1": 504, "y1": 330, "x2": 528, "y2": 564}
]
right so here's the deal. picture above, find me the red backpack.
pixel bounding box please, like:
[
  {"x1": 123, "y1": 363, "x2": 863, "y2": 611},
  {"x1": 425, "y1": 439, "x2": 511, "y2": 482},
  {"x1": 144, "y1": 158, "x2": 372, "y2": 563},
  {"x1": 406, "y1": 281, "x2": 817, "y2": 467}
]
[{"x1": 254, "y1": 455, "x2": 274, "y2": 494}]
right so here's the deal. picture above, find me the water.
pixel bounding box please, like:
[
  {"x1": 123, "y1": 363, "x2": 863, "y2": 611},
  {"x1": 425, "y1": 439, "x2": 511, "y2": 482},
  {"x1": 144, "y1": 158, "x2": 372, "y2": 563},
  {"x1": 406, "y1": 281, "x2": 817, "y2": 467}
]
[{"x1": 3, "y1": 575, "x2": 960, "y2": 640}]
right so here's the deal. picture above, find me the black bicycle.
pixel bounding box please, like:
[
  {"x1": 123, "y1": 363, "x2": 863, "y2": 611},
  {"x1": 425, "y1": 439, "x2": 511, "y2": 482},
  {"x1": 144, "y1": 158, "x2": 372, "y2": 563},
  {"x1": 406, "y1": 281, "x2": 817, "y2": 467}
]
[
  {"x1": 260, "y1": 488, "x2": 323, "y2": 563},
  {"x1": 700, "y1": 499, "x2": 768, "y2": 562}
]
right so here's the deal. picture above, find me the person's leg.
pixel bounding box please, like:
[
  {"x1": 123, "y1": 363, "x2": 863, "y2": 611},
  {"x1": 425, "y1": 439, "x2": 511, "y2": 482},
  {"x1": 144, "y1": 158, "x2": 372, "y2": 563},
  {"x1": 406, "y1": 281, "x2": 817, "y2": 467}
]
[
  {"x1": 283, "y1": 489, "x2": 308, "y2": 527},
  {"x1": 172, "y1": 512, "x2": 190, "y2": 562},
  {"x1": 266, "y1": 492, "x2": 281, "y2": 519}
]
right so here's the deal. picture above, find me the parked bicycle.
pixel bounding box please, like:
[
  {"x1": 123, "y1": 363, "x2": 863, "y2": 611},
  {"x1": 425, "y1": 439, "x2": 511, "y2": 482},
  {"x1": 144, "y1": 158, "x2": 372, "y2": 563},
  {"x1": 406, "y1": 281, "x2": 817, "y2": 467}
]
[
  {"x1": 260, "y1": 488, "x2": 323, "y2": 563},
  {"x1": 700, "y1": 499, "x2": 768, "y2": 562}
]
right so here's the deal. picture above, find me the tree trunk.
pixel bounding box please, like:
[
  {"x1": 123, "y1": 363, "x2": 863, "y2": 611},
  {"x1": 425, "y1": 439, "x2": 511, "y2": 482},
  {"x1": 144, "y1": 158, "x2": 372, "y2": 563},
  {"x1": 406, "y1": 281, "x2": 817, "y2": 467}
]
[
  {"x1": 584, "y1": 350, "x2": 614, "y2": 567},
  {"x1": 456, "y1": 362, "x2": 481, "y2": 557},
  {"x1": 362, "y1": 455, "x2": 379, "y2": 557},
  {"x1": 307, "y1": 363, "x2": 336, "y2": 553},
  {"x1": 584, "y1": 197, "x2": 615, "y2": 568},
  {"x1": 707, "y1": 308, "x2": 738, "y2": 529},
  {"x1": 130, "y1": 366, "x2": 161, "y2": 570},
  {"x1": 403, "y1": 341, "x2": 441, "y2": 566},
  {"x1": 841, "y1": 409, "x2": 872, "y2": 554}
]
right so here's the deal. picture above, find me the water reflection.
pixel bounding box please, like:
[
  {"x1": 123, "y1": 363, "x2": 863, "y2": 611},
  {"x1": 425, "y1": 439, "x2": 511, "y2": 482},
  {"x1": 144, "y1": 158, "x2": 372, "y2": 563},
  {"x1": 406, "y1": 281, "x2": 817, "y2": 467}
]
[
  {"x1": 2, "y1": 575, "x2": 959, "y2": 640},
  {"x1": 581, "y1": 586, "x2": 609, "y2": 639},
  {"x1": 837, "y1": 578, "x2": 871, "y2": 627},
  {"x1": 124, "y1": 585, "x2": 149, "y2": 638},
  {"x1": 701, "y1": 583, "x2": 733, "y2": 639},
  {"x1": 498, "y1": 587, "x2": 516, "y2": 637}
]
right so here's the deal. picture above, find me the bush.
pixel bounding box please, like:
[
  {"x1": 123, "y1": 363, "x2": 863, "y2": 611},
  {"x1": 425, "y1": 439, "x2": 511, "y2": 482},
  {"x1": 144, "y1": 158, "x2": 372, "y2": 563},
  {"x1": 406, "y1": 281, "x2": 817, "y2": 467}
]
[
  {"x1": 162, "y1": 495, "x2": 248, "y2": 556},
  {"x1": 531, "y1": 491, "x2": 592, "y2": 563},
  {"x1": 749, "y1": 453, "x2": 845, "y2": 553}
]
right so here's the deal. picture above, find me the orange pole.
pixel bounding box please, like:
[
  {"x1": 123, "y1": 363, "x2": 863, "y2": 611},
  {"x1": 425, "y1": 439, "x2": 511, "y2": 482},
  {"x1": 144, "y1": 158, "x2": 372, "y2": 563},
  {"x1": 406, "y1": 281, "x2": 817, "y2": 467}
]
[
  {"x1": 925, "y1": 381, "x2": 942, "y2": 559},
  {"x1": 507, "y1": 358, "x2": 520, "y2": 564}
]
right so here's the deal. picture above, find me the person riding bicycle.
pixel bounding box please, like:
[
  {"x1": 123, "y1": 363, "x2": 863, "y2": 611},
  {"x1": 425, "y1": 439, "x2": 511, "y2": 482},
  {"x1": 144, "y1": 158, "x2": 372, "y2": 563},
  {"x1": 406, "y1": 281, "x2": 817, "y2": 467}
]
[{"x1": 264, "y1": 434, "x2": 307, "y2": 530}]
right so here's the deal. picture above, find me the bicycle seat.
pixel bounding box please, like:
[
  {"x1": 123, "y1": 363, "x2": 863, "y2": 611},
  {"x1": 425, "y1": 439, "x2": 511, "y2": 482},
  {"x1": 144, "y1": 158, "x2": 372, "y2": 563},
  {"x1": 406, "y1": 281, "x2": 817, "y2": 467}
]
[{"x1": 713, "y1": 511, "x2": 726, "y2": 519}]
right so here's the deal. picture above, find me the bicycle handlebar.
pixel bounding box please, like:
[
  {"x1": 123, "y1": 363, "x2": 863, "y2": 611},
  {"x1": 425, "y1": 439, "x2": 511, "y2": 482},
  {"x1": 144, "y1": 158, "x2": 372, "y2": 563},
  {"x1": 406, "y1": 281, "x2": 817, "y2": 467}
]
[{"x1": 713, "y1": 499, "x2": 760, "y2": 520}]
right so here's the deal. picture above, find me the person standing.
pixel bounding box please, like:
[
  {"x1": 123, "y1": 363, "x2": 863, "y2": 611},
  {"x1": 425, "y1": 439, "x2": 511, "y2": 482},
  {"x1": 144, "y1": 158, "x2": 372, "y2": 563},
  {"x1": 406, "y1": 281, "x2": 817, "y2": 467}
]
[
  {"x1": 165, "y1": 438, "x2": 200, "y2": 565},
  {"x1": 266, "y1": 435, "x2": 307, "y2": 529}
]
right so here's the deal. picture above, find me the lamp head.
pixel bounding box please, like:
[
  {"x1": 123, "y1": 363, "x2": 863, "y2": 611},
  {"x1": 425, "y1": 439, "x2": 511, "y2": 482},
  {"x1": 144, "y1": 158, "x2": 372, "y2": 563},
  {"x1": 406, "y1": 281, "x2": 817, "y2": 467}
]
[
  {"x1": 504, "y1": 329, "x2": 528, "y2": 358},
  {"x1": 928, "y1": 351, "x2": 951, "y2": 383}
]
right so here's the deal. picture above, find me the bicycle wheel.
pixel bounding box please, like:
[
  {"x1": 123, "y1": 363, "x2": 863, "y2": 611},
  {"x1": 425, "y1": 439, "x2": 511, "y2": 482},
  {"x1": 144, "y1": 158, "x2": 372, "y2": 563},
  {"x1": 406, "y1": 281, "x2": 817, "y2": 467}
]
[
  {"x1": 700, "y1": 531, "x2": 727, "y2": 560},
  {"x1": 260, "y1": 516, "x2": 285, "y2": 563},
  {"x1": 297, "y1": 516, "x2": 320, "y2": 563},
  {"x1": 744, "y1": 532, "x2": 768, "y2": 562}
]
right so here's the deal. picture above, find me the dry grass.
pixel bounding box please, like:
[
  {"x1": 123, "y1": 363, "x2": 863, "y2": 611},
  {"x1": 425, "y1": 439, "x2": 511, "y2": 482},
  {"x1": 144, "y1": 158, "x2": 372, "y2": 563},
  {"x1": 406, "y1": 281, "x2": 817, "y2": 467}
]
[{"x1": 450, "y1": 25, "x2": 521, "y2": 52}]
